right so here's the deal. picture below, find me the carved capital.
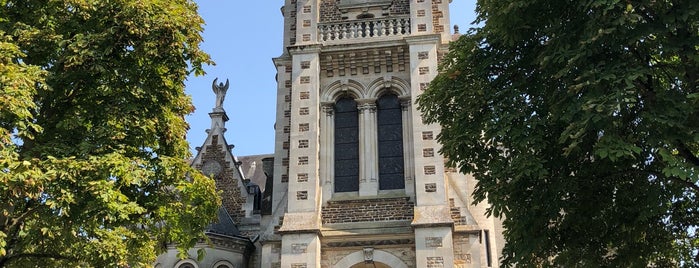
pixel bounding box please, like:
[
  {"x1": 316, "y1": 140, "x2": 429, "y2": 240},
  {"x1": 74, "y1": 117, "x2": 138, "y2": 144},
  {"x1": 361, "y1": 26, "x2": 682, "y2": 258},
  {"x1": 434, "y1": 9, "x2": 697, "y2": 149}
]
[
  {"x1": 321, "y1": 103, "x2": 335, "y2": 116},
  {"x1": 400, "y1": 98, "x2": 412, "y2": 111},
  {"x1": 358, "y1": 103, "x2": 377, "y2": 113}
]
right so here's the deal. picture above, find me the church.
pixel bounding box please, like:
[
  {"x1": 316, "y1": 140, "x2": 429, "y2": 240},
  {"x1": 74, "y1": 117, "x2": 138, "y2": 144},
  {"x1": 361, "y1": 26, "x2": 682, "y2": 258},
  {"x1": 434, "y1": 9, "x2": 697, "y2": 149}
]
[{"x1": 155, "y1": 0, "x2": 504, "y2": 267}]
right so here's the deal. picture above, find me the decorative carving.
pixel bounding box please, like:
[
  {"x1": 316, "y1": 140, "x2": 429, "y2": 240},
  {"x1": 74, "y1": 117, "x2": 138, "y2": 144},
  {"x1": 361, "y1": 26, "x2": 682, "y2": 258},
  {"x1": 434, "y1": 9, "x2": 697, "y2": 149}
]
[
  {"x1": 426, "y1": 256, "x2": 444, "y2": 268},
  {"x1": 400, "y1": 99, "x2": 411, "y2": 111},
  {"x1": 201, "y1": 160, "x2": 223, "y2": 177},
  {"x1": 212, "y1": 78, "x2": 229, "y2": 109},
  {"x1": 357, "y1": 103, "x2": 377, "y2": 113},
  {"x1": 322, "y1": 103, "x2": 335, "y2": 116},
  {"x1": 425, "y1": 237, "x2": 443, "y2": 247},
  {"x1": 320, "y1": 46, "x2": 408, "y2": 77},
  {"x1": 292, "y1": 243, "x2": 308, "y2": 254},
  {"x1": 363, "y1": 247, "x2": 374, "y2": 263},
  {"x1": 207, "y1": 235, "x2": 253, "y2": 252},
  {"x1": 325, "y1": 239, "x2": 414, "y2": 248}
]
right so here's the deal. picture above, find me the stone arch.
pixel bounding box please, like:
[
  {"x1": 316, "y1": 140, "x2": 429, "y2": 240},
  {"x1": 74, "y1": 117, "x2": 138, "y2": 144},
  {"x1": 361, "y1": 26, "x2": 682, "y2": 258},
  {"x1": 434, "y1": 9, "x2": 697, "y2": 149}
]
[
  {"x1": 321, "y1": 79, "x2": 366, "y2": 102},
  {"x1": 366, "y1": 76, "x2": 410, "y2": 99},
  {"x1": 212, "y1": 260, "x2": 235, "y2": 268},
  {"x1": 173, "y1": 259, "x2": 199, "y2": 268},
  {"x1": 334, "y1": 250, "x2": 409, "y2": 268}
]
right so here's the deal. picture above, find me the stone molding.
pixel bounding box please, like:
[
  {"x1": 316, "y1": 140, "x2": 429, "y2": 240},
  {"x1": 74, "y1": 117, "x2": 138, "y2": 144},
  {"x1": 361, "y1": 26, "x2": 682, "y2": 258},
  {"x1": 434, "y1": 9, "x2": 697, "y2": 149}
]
[{"x1": 320, "y1": 45, "x2": 409, "y2": 78}]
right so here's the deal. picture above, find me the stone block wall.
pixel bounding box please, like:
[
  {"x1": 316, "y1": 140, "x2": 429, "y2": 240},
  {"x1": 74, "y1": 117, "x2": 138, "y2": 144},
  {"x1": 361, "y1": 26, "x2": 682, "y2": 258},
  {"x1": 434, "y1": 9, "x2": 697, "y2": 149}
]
[{"x1": 321, "y1": 196, "x2": 414, "y2": 224}]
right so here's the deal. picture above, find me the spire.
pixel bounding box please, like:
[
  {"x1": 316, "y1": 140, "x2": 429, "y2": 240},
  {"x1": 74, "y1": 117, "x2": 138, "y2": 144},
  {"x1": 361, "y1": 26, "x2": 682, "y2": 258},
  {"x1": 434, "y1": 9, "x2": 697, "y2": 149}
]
[{"x1": 209, "y1": 77, "x2": 230, "y2": 130}]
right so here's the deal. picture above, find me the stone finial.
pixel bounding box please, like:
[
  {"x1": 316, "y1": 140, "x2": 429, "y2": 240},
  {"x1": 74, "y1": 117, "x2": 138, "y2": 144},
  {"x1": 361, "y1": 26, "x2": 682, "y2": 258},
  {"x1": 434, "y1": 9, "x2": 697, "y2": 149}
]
[
  {"x1": 212, "y1": 77, "x2": 230, "y2": 109},
  {"x1": 452, "y1": 24, "x2": 462, "y2": 41}
]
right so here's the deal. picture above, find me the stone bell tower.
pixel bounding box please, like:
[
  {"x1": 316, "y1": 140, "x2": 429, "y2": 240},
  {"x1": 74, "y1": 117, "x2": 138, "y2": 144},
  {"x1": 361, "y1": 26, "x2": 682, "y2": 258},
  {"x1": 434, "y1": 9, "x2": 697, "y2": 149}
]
[{"x1": 264, "y1": 1, "x2": 503, "y2": 267}]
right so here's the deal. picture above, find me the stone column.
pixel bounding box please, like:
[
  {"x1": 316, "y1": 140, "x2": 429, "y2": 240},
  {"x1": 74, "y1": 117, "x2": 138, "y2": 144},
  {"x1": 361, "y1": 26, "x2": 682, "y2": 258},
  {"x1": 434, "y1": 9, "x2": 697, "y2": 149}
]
[
  {"x1": 400, "y1": 97, "x2": 415, "y2": 198},
  {"x1": 320, "y1": 103, "x2": 334, "y2": 203},
  {"x1": 357, "y1": 100, "x2": 378, "y2": 196}
]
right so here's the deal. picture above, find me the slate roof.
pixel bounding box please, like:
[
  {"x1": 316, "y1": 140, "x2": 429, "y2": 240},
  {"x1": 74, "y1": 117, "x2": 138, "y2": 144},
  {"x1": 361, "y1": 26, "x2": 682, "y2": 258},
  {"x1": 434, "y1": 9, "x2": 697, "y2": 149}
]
[
  {"x1": 207, "y1": 207, "x2": 241, "y2": 237},
  {"x1": 237, "y1": 154, "x2": 274, "y2": 192}
]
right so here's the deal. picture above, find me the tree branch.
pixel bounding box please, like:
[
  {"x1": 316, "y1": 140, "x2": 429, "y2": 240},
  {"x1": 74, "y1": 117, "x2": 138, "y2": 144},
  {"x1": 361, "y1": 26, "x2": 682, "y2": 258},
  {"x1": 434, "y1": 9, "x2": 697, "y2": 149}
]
[
  {"x1": 5, "y1": 200, "x2": 39, "y2": 236},
  {"x1": 676, "y1": 141, "x2": 699, "y2": 167},
  {"x1": 667, "y1": 176, "x2": 699, "y2": 194}
]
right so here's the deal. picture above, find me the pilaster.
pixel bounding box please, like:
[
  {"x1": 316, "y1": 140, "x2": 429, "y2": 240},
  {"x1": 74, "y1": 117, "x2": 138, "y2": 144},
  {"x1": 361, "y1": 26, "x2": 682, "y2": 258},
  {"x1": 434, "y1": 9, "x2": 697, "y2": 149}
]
[
  {"x1": 406, "y1": 34, "x2": 455, "y2": 268},
  {"x1": 279, "y1": 45, "x2": 323, "y2": 268},
  {"x1": 410, "y1": 0, "x2": 435, "y2": 36},
  {"x1": 295, "y1": 0, "x2": 319, "y2": 46}
]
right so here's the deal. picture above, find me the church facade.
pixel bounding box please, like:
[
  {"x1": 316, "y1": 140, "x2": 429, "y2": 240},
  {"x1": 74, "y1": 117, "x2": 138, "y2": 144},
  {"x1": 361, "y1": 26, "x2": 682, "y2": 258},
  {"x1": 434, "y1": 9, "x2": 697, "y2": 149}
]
[{"x1": 156, "y1": 1, "x2": 504, "y2": 267}]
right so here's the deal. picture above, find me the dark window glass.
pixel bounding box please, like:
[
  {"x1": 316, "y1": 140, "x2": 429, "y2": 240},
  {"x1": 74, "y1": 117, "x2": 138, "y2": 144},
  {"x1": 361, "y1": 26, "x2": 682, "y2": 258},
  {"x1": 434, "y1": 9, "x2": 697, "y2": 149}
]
[
  {"x1": 334, "y1": 97, "x2": 359, "y2": 192},
  {"x1": 377, "y1": 94, "x2": 404, "y2": 190}
]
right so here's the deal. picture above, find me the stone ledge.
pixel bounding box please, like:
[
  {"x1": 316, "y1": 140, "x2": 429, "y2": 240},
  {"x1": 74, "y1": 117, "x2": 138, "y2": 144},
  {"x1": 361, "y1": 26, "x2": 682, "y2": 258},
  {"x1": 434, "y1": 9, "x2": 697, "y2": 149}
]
[
  {"x1": 322, "y1": 220, "x2": 413, "y2": 237},
  {"x1": 411, "y1": 205, "x2": 453, "y2": 228},
  {"x1": 453, "y1": 224, "x2": 481, "y2": 233},
  {"x1": 277, "y1": 212, "x2": 321, "y2": 234}
]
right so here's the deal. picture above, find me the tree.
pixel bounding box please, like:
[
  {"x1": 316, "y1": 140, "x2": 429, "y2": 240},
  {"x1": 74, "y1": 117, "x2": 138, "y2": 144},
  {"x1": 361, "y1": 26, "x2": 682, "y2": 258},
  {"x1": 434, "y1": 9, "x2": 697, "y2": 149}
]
[
  {"x1": 418, "y1": 0, "x2": 698, "y2": 266},
  {"x1": 0, "y1": 0, "x2": 220, "y2": 267}
]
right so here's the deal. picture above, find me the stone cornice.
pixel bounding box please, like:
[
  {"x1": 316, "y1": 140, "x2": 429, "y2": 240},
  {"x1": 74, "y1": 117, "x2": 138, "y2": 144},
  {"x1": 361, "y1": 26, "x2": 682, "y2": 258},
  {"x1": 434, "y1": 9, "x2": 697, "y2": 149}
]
[
  {"x1": 289, "y1": 44, "x2": 322, "y2": 55},
  {"x1": 404, "y1": 34, "x2": 441, "y2": 45}
]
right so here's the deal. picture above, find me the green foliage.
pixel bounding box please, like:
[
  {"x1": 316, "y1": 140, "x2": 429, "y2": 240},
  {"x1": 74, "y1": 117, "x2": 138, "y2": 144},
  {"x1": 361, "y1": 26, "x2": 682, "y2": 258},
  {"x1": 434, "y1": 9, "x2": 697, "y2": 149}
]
[
  {"x1": 418, "y1": 0, "x2": 698, "y2": 266},
  {"x1": 0, "y1": 0, "x2": 219, "y2": 267}
]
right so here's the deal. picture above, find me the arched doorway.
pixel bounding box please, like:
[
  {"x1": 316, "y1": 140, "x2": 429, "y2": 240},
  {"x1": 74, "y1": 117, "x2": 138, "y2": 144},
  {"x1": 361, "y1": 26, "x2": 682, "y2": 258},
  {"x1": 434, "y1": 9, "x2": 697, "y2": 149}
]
[
  {"x1": 334, "y1": 249, "x2": 408, "y2": 268},
  {"x1": 350, "y1": 262, "x2": 391, "y2": 268}
]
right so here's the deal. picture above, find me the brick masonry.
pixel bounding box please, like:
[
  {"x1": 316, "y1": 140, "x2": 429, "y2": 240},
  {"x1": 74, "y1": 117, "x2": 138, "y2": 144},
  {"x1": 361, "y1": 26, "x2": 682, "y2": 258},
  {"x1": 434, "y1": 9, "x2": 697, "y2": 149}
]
[
  {"x1": 197, "y1": 144, "x2": 246, "y2": 222},
  {"x1": 320, "y1": 0, "x2": 411, "y2": 22},
  {"x1": 449, "y1": 198, "x2": 469, "y2": 225},
  {"x1": 319, "y1": 0, "x2": 342, "y2": 22},
  {"x1": 389, "y1": 0, "x2": 410, "y2": 16},
  {"x1": 431, "y1": 0, "x2": 444, "y2": 33},
  {"x1": 322, "y1": 196, "x2": 414, "y2": 224}
]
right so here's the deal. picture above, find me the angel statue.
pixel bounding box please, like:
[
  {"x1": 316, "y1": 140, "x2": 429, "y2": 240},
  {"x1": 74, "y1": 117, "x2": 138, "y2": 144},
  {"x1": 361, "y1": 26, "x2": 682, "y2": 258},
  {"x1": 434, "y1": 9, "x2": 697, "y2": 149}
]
[{"x1": 212, "y1": 78, "x2": 230, "y2": 109}]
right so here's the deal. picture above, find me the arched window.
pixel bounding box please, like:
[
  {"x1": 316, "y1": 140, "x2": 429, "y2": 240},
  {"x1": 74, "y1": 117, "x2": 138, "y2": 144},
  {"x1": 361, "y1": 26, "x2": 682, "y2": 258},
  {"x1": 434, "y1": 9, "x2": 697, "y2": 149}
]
[
  {"x1": 334, "y1": 97, "x2": 359, "y2": 192},
  {"x1": 377, "y1": 93, "x2": 404, "y2": 190}
]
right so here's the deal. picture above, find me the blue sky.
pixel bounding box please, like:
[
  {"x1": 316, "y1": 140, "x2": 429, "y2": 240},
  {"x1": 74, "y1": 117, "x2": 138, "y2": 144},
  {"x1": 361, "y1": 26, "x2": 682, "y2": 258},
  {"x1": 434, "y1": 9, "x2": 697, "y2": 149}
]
[{"x1": 186, "y1": 1, "x2": 478, "y2": 156}]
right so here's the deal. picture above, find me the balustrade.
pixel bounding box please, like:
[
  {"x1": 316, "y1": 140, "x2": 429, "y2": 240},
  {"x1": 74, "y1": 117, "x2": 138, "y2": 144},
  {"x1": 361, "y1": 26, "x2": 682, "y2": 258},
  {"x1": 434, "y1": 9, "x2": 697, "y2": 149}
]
[{"x1": 318, "y1": 17, "x2": 411, "y2": 42}]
